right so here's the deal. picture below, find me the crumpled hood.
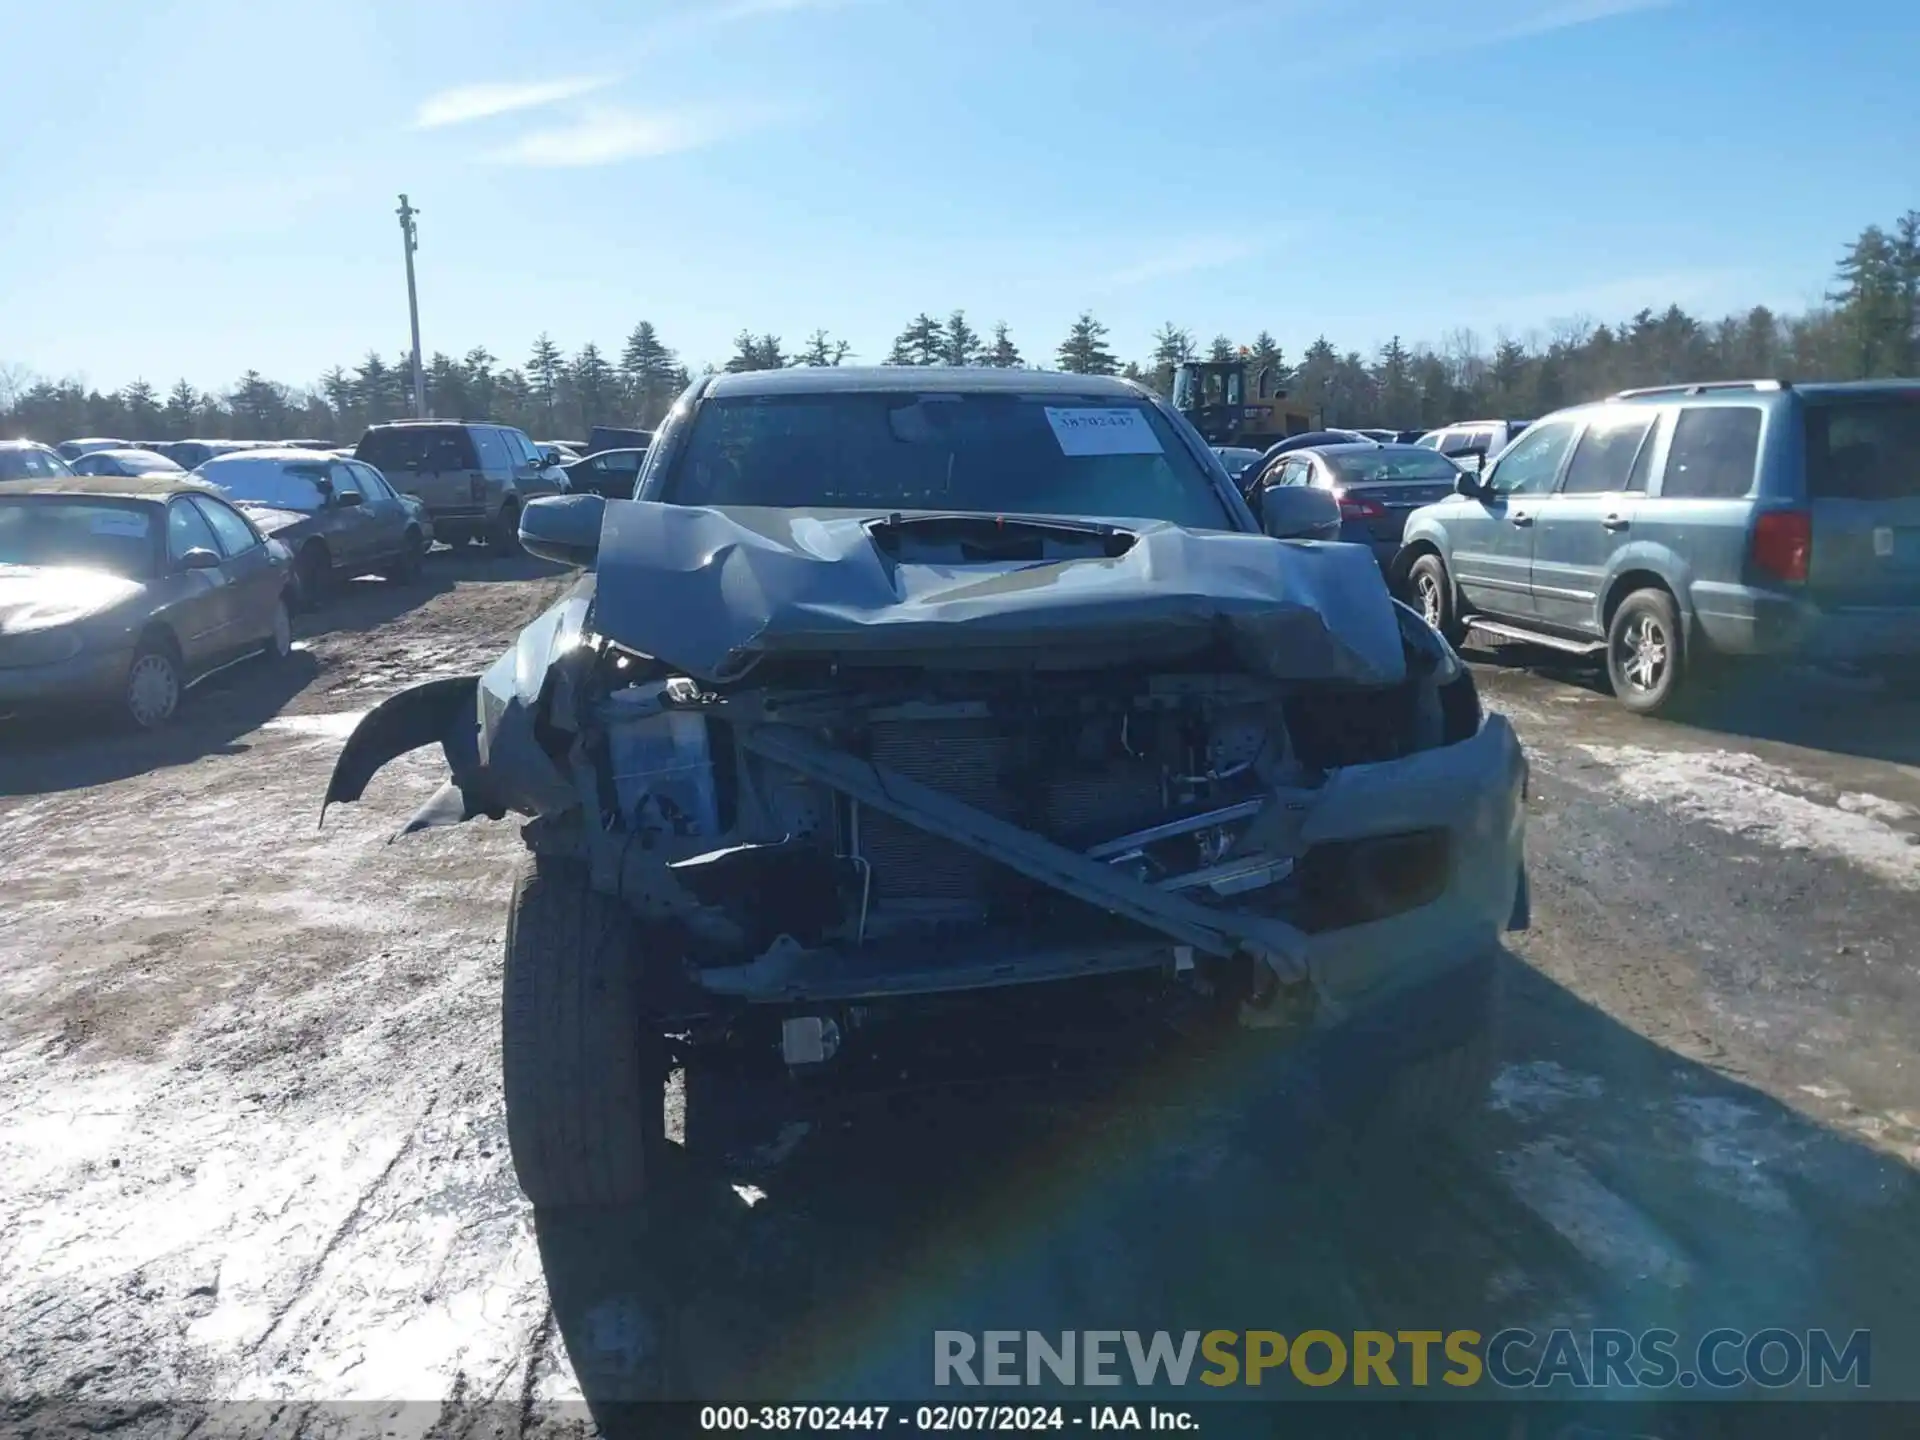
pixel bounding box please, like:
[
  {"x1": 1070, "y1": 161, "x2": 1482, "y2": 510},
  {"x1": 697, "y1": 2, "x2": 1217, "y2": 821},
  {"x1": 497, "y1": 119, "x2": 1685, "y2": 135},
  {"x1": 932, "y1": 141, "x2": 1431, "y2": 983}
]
[
  {"x1": 0, "y1": 563, "x2": 144, "y2": 634},
  {"x1": 231, "y1": 504, "x2": 310, "y2": 536},
  {"x1": 592, "y1": 502, "x2": 1408, "y2": 686}
]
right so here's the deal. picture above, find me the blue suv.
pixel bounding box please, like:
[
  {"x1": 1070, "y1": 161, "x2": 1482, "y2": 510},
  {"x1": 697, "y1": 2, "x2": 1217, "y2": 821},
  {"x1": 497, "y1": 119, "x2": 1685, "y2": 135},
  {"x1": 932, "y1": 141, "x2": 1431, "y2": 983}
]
[{"x1": 1390, "y1": 379, "x2": 1920, "y2": 715}]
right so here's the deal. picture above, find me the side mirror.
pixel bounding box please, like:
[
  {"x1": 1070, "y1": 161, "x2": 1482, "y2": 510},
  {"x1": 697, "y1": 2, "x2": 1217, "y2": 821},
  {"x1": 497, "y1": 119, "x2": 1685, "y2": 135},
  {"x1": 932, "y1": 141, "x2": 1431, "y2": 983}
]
[
  {"x1": 335, "y1": 491, "x2": 363, "y2": 507},
  {"x1": 180, "y1": 547, "x2": 222, "y2": 571},
  {"x1": 1259, "y1": 484, "x2": 1343, "y2": 543},
  {"x1": 1453, "y1": 472, "x2": 1485, "y2": 499},
  {"x1": 520, "y1": 492, "x2": 606, "y2": 567}
]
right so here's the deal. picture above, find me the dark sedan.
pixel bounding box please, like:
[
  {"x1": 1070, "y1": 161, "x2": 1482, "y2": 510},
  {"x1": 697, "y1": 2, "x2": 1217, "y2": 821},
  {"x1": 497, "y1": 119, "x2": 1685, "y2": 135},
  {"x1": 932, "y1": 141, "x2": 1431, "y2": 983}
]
[
  {"x1": 560, "y1": 446, "x2": 650, "y2": 499},
  {"x1": 0, "y1": 477, "x2": 293, "y2": 729},
  {"x1": 1245, "y1": 442, "x2": 1466, "y2": 567},
  {"x1": 192, "y1": 450, "x2": 432, "y2": 608}
]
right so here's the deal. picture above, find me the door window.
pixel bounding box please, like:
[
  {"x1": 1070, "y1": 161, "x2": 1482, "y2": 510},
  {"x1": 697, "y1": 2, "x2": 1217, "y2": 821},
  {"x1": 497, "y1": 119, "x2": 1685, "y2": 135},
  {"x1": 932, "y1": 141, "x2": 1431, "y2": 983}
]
[
  {"x1": 472, "y1": 427, "x2": 512, "y2": 474},
  {"x1": 1561, "y1": 412, "x2": 1656, "y2": 494},
  {"x1": 329, "y1": 462, "x2": 364, "y2": 502},
  {"x1": 1484, "y1": 421, "x2": 1575, "y2": 497},
  {"x1": 167, "y1": 498, "x2": 222, "y2": 562},
  {"x1": 350, "y1": 463, "x2": 394, "y2": 501},
  {"x1": 506, "y1": 430, "x2": 541, "y2": 465},
  {"x1": 1661, "y1": 407, "x2": 1762, "y2": 499},
  {"x1": 191, "y1": 497, "x2": 261, "y2": 556},
  {"x1": 1275, "y1": 458, "x2": 1311, "y2": 488}
]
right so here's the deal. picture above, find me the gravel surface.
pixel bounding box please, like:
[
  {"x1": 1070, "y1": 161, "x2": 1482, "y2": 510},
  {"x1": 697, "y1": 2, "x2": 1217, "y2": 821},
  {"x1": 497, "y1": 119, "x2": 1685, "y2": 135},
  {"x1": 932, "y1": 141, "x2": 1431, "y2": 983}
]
[{"x1": 3, "y1": 558, "x2": 1916, "y2": 1435}]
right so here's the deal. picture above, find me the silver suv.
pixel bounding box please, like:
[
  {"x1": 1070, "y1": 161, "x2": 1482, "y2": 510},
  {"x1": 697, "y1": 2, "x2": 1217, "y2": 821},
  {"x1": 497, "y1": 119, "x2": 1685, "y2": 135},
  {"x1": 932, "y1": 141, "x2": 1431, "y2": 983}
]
[
  {"x1": 1415, "y1": 419, "x2": 1533, "y2": 474},
  {"x1": 353, "y1": 421, "x2": 566, "y2": 554}
]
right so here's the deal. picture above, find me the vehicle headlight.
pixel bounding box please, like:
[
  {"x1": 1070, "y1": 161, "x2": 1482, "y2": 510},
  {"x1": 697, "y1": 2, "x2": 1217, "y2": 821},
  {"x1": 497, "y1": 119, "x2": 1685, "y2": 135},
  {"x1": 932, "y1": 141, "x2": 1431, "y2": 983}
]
[
  {"x1": 0, "y1": 627, "x2": 84, "y2": 668},
  {"x1": 1, "y1": 600, "x2": 101, "y2": 636}
]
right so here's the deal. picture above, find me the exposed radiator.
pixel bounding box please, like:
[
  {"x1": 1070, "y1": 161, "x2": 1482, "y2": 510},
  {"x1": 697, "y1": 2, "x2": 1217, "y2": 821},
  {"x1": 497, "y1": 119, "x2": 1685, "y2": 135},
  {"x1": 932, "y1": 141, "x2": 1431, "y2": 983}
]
[
  {"x1": 859, "y1": 719, "x2": 1164, "y2": 908},
  {"x1": 862, "y1": 720, "x2": 1012, "y2": 903}
]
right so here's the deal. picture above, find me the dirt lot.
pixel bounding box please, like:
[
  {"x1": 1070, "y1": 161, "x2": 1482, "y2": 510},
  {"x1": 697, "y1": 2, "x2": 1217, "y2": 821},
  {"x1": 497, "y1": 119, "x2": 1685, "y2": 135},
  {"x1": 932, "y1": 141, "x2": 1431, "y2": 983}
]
[{"x1": 3, "y1": 556, "x2": 1918, "y2": 1434}]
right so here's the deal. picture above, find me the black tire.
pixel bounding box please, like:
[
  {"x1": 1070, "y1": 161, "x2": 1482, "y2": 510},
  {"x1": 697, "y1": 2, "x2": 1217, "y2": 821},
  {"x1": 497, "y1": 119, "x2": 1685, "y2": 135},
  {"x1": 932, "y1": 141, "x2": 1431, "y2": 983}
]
[
  {"x1": 122, "y1": 634, "x2": 183, "y2": 730},
  {"x1": 1606, "y1": 586, "x2": 1688, "y2": 716},
  {"x1": 1407, "y1": 553, "x2": 1466, "y2": 647},
  {"x1": 384, "y1": 527, "x2": 425, "y2": 583},
  {"x1": 489, "y1": 501, "x2": 522, "y2": 557},
  {"x1": 293, "y1": 543, "x2": 331, "y2": 611},
  {"x1": 503, "y1": 856, "x2": 664, "y2": 1209}
]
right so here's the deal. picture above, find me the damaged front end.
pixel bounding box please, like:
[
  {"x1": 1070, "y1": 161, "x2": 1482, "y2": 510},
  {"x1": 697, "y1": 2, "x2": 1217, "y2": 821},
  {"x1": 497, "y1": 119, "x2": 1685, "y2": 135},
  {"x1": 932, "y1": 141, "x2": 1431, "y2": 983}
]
[{"x1": 324, "y1": 506, "x2": 1527, "y2": 1076}]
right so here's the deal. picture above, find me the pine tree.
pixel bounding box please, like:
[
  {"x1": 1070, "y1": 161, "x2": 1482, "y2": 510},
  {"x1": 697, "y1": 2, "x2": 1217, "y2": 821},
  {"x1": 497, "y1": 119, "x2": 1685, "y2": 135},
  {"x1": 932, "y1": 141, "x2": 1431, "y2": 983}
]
[
  {"x1": 1150, "y1": 323, "x2": 1196, "y2": 368},
  {"x1": 571, "y1": 342, "x2": 617, "y2": 428},
  {"x1": 620, "y1": 321, "x2": 681, "y2": 420},
  {"x1": 1056, "y1": 312, "x2": 1118, "y2": 375},
  {"x1": 355, "y1": 352, "x2": 398, "y2": 425},
  {"x1": 1206, "y1": 335, "x2": 1236, "y2": 362},
  {"x1": 527, "y1": 333, "x2": 565, "y2": 427},
  {"x1": 1247, "y1": 331, "x2": 1288, "y2": 393},
  {"x1": 164, "y1": 380, "x2": 200, "y2": 438},
  {"x1": 462, "y1": 347, "x2": 497, "y2": 420},
  {"x1": 230, "y1": 371, "x2": 287, "y2": 439},
  {"x1": 942, "y1": 311, "x2": 981, "y2": 367},
  {"x1": 799, "y1": 330, "x2": 852, "y2": 366},
  {"x1": 981, "y1": 322, "x2": 1023, "y2": 368},
  {"x1": 122, "y1": 380, "x2": 161, "y2": 437},
  {"x1": 887, "y1": 314, "x2": 945, "y2": 366},
  {"x1": 1374, "y1": 336, "x2": 1417, "y2": 426}
]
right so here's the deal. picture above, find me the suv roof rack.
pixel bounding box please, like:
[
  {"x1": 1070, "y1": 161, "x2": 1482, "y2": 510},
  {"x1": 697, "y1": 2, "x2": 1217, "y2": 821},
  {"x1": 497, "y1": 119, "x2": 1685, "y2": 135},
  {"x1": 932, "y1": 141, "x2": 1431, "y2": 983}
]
[{"x1": 1611, "y1": 379, "x2": 1789, "y2": 400}]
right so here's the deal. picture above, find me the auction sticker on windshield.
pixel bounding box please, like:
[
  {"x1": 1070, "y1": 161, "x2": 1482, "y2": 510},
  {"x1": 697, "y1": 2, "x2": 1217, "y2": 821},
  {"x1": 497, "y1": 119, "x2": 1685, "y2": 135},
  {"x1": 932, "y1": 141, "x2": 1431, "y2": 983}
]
[
  {"x1": 88, "y1": 511, "x2": 150, "y2": 536},
  {"x1": 1045, "y1": 407, "x2": 1163, "y2": 457}
]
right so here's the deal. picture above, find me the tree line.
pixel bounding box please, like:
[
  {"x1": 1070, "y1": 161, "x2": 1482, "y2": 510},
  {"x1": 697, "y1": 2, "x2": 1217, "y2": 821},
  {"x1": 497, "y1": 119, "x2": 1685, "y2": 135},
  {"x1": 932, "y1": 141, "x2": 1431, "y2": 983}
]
[{"x1": 3, "y1": 210, "x2": 1915, "y2": 447}]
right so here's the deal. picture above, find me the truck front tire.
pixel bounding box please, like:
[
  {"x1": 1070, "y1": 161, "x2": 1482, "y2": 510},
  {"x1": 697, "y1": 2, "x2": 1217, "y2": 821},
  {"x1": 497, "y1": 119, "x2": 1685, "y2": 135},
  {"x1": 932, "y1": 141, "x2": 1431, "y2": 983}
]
[{"x1": 503, "y1": 856, "x2": 665, "y2": 1209}]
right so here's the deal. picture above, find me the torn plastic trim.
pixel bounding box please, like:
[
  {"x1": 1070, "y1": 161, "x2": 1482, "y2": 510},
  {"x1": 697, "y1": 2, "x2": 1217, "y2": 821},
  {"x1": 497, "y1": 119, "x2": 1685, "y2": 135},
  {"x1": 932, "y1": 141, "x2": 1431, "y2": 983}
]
[
  {"x1": 320, "y1": 675, "x2": 487, "y2": 826},
  {"x1": 739, "y1": 721, "x2": 1309, "y2": 982}
]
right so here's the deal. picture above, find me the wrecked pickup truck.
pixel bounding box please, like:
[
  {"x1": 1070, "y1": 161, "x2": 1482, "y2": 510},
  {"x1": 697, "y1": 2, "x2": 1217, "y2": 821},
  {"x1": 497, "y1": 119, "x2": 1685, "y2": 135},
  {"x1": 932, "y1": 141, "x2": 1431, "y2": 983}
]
[{"x1": 323, "y1": 368, "x2": 1529, "y2": 1209}]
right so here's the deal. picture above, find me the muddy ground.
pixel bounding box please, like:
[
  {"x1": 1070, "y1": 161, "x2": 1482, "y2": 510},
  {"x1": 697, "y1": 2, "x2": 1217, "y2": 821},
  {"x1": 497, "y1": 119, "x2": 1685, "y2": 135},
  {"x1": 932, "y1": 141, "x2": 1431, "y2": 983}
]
[{"x1": 2, "y1": 553, "x2": 1918, "y2": 1436}]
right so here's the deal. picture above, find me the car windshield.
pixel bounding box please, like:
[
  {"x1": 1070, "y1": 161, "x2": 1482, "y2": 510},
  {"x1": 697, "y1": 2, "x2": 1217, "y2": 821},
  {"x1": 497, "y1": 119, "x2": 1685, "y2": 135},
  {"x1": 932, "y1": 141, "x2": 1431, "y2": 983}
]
[
  {"x1": 197, "y1": 458, "x2": 328, "y2": 510},
  {"x1": 0, "y1": 448, "x2": 70, "y2": 481},
  {"x1": 666, "y1": 392, "x2": 1234, "y2": 529},
  {"x1": 0, "y1": 498, "x2": 155, "y2": 577},
  {"x1": 1323, "y1": 448, "x2": 1464, "y2": 484},
  {"x1": 108, "y1": 450, "x2": 184, "y2": 474}
]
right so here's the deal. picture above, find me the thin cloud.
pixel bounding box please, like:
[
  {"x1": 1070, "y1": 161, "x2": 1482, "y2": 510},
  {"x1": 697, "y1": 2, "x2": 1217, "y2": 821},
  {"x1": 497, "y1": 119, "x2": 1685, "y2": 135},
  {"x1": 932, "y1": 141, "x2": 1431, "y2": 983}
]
[
  {"x1": 1184, "y1": 0, "x2": 1673, "y2": 56},
  {"x1": 486, "y1": 104, "x2": 780, "y2": 167},
  {"x1": 1098, "y1": 238, "x2": 1265, "y2": 290},
  {"x1": 414, "y1": 76, "x2": 613, "y2": 129},
  {"x1": 1470, "y1": 268, "x2": 1753, "y2": 332}
]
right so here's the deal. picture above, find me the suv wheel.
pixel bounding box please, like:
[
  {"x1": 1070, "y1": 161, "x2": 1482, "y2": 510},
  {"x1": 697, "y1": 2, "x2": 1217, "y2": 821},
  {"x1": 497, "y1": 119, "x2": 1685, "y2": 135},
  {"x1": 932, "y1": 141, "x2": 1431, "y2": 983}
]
[
  {"x1": 1607, "y1": 587, "x2": 1688, "y2": 715},
  {"x1": 1407, "y1": 553, "x2": 1466, "y2": 646},
  {"x1": 490, "y1": 501, "x2": 522, "y2": 557},
  {"x1": 502, "y1": 856, "x2": 665, "y2": 1208}
]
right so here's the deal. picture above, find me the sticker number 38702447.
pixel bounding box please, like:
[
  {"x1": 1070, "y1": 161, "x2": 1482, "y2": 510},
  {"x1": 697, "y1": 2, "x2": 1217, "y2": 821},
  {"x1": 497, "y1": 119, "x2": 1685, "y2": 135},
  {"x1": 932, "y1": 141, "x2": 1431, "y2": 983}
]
[{"x1": 1043, "y1": 407, "x2": 1164, "y2": 457}]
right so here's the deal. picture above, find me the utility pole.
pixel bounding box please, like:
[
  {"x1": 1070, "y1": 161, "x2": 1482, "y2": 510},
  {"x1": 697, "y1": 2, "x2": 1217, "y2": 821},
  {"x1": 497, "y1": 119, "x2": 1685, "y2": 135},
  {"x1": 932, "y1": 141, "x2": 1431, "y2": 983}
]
[{"x1": 396, "y1": 194, "x2": 426, "y2": 418}]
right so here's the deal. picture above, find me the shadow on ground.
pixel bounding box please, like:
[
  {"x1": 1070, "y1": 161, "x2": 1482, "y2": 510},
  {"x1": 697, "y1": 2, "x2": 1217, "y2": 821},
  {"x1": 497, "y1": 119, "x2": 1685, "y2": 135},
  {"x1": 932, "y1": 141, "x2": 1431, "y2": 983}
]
[
  {"x1": 531, "y1": 951, "x2": 1920, "y2": 1427},
  {"x1": 1468, "y1": 641, "x2": 1920, "y2": 766},
  {"x1": 297, "y1": 546, "x2": 569, "y2": 643},
  {"x1": 0, "y1": 649, "x2": 321, "y2": 798}
]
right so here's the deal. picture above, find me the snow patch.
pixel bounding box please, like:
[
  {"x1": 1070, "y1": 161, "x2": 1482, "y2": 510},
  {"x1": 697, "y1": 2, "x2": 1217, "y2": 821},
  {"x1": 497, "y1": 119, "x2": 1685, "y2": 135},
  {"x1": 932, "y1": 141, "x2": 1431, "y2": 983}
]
[
  {"x1": 1490, "y1": 1061, "x2": 1604, "y2": 1117},
  {"x1": 1498, "y1": 1141, "x2": 1692, "y2": 1288},
  {"x1": 261, "y1": 710, "x2": 369, "y2": 740},
  {"x1": 1574, "y1": 745, "x2": 1920, "y2": 888},
  {"x1": 1669, "y1": 1095, "x2": 1795, "y2": 1216}
]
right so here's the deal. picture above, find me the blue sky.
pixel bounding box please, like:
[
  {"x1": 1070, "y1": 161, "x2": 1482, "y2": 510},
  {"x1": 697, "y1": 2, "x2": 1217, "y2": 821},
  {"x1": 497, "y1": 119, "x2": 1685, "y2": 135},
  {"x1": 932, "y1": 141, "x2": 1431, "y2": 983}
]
[{"x1": 4, "y1": 0, "x2": 1916, "y2": 394}]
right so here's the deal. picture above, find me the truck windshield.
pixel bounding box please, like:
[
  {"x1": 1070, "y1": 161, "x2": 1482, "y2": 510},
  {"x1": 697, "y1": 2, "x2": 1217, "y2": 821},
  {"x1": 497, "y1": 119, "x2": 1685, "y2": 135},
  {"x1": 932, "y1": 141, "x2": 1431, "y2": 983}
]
[{"x1": 664, "y1": 393, "x2": 1234, "y2": 530}]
